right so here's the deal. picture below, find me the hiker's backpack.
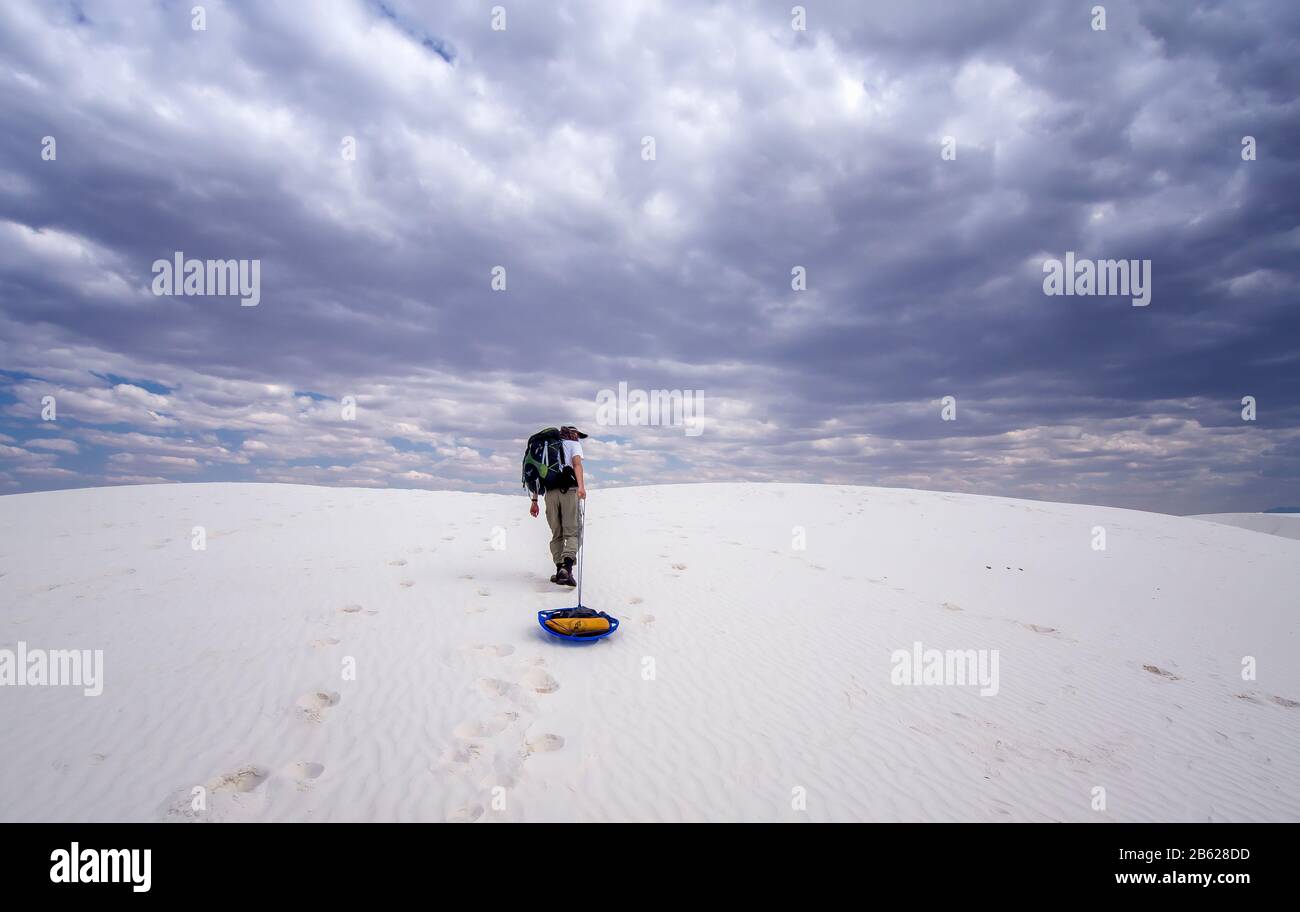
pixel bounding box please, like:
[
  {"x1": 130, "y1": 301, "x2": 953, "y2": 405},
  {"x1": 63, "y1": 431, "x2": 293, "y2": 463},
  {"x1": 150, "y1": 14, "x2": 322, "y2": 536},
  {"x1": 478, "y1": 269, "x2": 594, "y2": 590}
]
[{"x1": 522, "y1": 427, "x2": 577, "y2": 495}]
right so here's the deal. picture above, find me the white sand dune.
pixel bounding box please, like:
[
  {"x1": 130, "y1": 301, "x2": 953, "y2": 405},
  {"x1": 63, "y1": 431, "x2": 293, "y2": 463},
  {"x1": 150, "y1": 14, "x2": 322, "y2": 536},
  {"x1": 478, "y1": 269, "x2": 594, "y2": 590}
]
[
  {"x1": 1, "y1": 482, "x2": 1298, "y2": 822},
  {"x1": 1191, "y1": 513, "x2": 1300, "y2": 541}
]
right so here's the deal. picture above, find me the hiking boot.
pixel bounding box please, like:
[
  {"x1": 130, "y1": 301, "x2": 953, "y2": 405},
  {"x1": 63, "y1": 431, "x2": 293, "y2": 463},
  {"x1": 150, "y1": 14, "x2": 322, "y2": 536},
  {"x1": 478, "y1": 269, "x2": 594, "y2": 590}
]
[
  {"x1": 561, "y1": 557, "x2": 577, "y2": 587},
  {"x1": 550, "y1": 564, "x2": 570, "y2": 585}
]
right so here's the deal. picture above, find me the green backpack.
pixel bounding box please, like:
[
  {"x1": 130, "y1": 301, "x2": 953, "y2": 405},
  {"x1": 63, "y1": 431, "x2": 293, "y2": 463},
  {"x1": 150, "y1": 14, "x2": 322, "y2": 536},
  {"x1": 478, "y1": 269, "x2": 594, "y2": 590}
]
[{"x1": 521, "y1": 427, "x2": 576, "y2": 495}]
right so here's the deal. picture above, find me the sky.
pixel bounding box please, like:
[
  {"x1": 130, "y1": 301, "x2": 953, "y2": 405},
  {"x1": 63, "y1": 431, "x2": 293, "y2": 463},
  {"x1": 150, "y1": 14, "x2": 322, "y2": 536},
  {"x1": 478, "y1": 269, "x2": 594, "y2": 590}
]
[{"x1": 0, "y1": 0, "x2": 1297, "y2": 514}]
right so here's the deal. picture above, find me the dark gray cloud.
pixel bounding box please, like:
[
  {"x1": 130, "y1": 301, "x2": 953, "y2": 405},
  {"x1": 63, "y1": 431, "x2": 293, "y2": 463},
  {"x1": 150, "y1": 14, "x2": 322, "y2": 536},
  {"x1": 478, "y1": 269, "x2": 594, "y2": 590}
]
[{"x1": 0, "y1": 0, "x2": 1297, "y2": 514}]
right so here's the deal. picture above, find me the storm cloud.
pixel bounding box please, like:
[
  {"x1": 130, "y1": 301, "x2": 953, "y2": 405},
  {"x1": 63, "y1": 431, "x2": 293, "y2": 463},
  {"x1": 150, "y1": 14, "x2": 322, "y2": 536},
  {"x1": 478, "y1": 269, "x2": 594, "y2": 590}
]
[{"x1": 1, "y1": 0, "x2": 1297, "y2": 513}]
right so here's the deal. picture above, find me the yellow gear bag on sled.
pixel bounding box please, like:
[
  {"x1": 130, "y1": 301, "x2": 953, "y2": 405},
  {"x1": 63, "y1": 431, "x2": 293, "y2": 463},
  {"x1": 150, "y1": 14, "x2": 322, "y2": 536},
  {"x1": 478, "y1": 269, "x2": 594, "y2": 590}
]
[
  {"x1": 538, "y1": 607, "x2": 619, "y2": 641},
  {"x1": 544, "y1": 615, "x2": 612, "y2": 636}
]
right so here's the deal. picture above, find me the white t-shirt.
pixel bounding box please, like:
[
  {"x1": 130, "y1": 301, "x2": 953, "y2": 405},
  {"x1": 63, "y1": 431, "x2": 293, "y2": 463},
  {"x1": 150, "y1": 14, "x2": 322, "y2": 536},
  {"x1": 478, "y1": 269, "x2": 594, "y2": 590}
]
[{"x1": 561, "y1": 439, "x2": 584, "y2": 467}]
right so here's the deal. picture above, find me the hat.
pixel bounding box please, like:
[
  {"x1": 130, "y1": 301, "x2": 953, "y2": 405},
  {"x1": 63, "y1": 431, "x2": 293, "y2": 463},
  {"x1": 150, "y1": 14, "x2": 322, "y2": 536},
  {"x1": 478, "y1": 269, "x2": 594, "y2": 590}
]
[{"x1": 560, "y1": 425, "x2": 589, "y2": 439}]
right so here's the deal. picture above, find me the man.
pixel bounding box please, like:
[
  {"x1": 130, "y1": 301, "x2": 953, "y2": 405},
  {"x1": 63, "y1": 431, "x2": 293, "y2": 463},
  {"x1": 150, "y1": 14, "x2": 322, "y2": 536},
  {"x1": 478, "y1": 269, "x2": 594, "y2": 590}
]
[{"x1": 529, "y1": 425, "x2": 587, "y2": 586}]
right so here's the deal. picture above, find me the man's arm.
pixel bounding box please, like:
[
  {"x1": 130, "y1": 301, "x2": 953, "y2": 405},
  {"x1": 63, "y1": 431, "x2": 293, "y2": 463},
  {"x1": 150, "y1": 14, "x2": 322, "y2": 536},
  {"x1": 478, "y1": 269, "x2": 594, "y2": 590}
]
[{"x1": 573, "y1": 454, "x2": 585, "y2": 499}]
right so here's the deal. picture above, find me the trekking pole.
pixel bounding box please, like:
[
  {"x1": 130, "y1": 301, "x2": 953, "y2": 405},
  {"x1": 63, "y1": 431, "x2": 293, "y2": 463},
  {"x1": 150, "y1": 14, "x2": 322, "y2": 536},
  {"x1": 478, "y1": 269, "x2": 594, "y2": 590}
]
[{"x1": 576, "y1": 499, "x2": 586, "y2": 608}]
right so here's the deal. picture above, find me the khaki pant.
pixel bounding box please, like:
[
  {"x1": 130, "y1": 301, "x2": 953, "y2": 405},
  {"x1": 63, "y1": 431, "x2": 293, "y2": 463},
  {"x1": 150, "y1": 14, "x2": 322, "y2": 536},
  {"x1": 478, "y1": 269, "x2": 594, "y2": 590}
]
[{"x1": 544, "y1": 488, "x2": 582, "y2": 565}]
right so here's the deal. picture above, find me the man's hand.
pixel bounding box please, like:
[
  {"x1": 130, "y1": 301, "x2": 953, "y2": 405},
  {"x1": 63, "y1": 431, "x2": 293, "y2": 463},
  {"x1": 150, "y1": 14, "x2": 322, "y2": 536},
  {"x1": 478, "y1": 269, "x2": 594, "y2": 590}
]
[
  {"x1": 578, "y1": 485, "x2": 586, "y2": 500},
  {"x1": 529, "y1": 499, "x2": 539, "y2": 517}
]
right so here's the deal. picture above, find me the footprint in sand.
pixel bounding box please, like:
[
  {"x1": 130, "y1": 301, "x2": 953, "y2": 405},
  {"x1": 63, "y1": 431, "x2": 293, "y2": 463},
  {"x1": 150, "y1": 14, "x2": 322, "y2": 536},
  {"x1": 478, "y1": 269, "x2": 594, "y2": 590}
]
[
  {"x1": 210, "y1": 765, "x2": 269, "y2": 793},
  {"x1": 387, "y1": 559, "x2": 407, "y2": 567},
  {"x1": 526, "y1": 734, "x2": 565, "y2": 754},
  {"x1": 465, "y1": 605, "x2": 488, "y2": 615},
  {"x1": 310, "y1": 637, "x2": 341, "y2": 648},
  {"x1": 284, "y1": 761, "x2": 325, "y2": 783},
  {"x1": 671, "y1": 563, "x2": 687, "y2": 571},
  {"x1": 453, "y1": 712, "x2": 518, "y2": 739},
  {"x1": 520, "y1": 668, "x2": 560, "y2": 694},
  {"x1": 1271, "y1": 695, "x2": 1299, "y2": 709},
  {"x1": 296, "y1": 690, "x2": 341, "y2": 723},
  {"x1": 477, "y1": 587, "x2": 491, "y2": 597},
  {"x1": 463, "y1": 644, "x2": 515, "y2": 658},
  {"x1": 440, "y1": 742, "x2": 494, "y2": 773},
  {"x1": 478, "y1": 678, "x2": 513, "y2": 697},
  {"x1": 399, "y1": 580, "x2": 416, "y2": 588},
  {"x1": 1024, "y1": 624, "x2": 1058, "y2": 635},
  {"x1": 1143, "y1": 664, "x2": 1180, "y2": 680},
  {"x1": 628, "y1": 596, "x2": 644, "y2": 605},
  {"x1": 941, "y1": 602, "x2": 962, "y2": 612},
  {"x1": 340, "y1": 604, "x2": 363, "y2": 615},
  {"x1": 446, "y1": 803, "x2": 484, "y2": 823},
  {"x1": 640, "y1": 614, "x2": 656, "y2": 626},
  {"x1": 443, "y1": 536, "x2": 457, "y2": 542}
]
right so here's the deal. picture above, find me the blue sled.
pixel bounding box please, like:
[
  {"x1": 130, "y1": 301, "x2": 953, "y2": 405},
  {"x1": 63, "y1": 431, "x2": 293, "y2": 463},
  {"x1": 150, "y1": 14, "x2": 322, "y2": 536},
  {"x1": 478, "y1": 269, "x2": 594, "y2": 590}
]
[{"x1": 538, "y1": 607, "x2": 620, "y2": 642}]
